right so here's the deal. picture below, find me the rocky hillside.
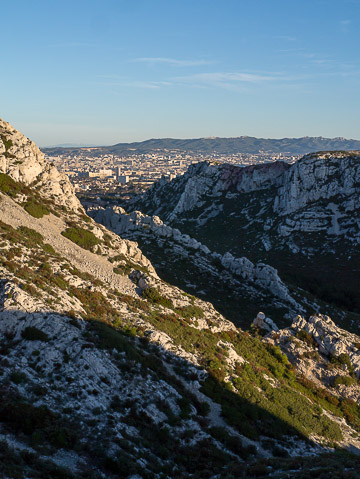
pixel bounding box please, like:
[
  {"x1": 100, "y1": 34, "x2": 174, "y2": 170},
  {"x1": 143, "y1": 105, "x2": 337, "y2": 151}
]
[
  {"x1": 128, "y1": 153, "x2": 360, "y2": 332},
  {"x1": 89, "y1": 205, "x2": 302, "y2": 327},
  {"x1": 2, "y1": 119, "x2": 360, "y2": 478}
]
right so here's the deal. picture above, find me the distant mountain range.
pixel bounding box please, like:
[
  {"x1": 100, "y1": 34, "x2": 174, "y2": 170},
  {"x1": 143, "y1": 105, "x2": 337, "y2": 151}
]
[
  {"x1": 42, "y1": 143, "x2": 99, "y2": 148},
  {"x1": 42, "y1": 135, "x2": 360, "y2": 156}
]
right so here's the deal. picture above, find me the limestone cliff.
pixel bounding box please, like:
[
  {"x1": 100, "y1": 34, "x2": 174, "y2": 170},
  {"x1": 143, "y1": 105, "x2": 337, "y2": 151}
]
[
  {"x1": 0, "y1": 117, "x2": 82, "y2": 212},
  {"x1": 127, "y1": 152, "x2": 360, "y2": 331}
]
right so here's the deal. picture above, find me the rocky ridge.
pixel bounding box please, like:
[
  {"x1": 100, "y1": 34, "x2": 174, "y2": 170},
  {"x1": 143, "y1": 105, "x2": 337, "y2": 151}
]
[
  {"x1": 89, "y1": 205, "x2": 299, "y2": 310},
  {"x1": 130, "y1": 152, "x2": 360, "y2": 242},
  {"x1": 129, "y1": 160, "x2": 289, "y2": 220},
  {"x1": 128, "y1": 153, "x2": 360, "y2": 330}
]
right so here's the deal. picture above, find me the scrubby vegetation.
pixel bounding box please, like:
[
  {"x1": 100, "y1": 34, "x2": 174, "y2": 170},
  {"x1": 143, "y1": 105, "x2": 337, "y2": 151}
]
[
  {"x1": 61, "y1": 226, "x2": 99, "y2": 251},
  {"x1": 333, "y1": 375, "x2": 356, "y2": 387},
  {"x1": 175, "y1": 304, "x2": 204, "y2": 319},
  {"x1": 0, "y1": 135, "x2": 14, "y2": 158},
  {"x1": 21, "y1": 326, "x2": 49, "y2": 342},
  {"x1": 142, "y1": 287, "x2": 174, "y2": 308},
  {"x1": 0, "y1": 173, "x2": 55, "y2": 218},
  {"x1": 24, "y1": 200, "x2": 50, "y2": 218},
  {"x1": 0, "y1": 173, "x2": 21, "y2": 196},
  {"x1": 0, "y1": 389, "x2": 77, "y2": 450},
  {"x1": 1, "y1": 212, "x2": 359, "y2": 450}
]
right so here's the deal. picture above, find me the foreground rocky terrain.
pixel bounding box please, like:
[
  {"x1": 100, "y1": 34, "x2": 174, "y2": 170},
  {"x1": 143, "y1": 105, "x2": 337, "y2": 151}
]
[{"x1": 1, "y1": 117, "x2": 360, "y2": 478}]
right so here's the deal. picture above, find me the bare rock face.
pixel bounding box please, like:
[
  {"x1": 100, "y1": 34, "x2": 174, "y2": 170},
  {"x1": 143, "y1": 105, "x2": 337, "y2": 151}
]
[
  {"x1": 273, "y1": 152, "x2": 360, "y2": 216},
  {"x1": 130, "y1": 160, "x2": 289, "y2": 220},
  {"x1": 129, "y1": 151, "x2": 360, "y2": 243},
  {"x1": 252, "y1": 312, "x2": 279, "y2": 332},
  {"x1": 274, "y1": 313, "x2": 360, "y2": 377},
  {"x1": 273, "y1": 152, "x2": 360, "y2": 239},
  {"x1": 0, "y1": 117, "x2": 82, "y2": 212}
]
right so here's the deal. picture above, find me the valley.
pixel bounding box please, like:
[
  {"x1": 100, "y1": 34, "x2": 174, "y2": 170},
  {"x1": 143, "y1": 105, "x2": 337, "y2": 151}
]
[{"x1": 1, "y1": 118, "x2": 360, "y2": 478}]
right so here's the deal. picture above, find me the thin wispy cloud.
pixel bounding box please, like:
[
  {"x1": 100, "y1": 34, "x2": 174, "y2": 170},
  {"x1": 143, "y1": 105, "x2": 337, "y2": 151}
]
[
  {"x1": 133, "y1": 57, "x2": 214, "y2": 67},
  {"x1": 311, "y1": 59, "x2": 333, "y2": 65},
  {"x1": 93, "y1": 78, "x2": 172, "y2": 89},
  {"x1": 272, "y1": 35, "x2": 297, "y2": 42},
  {"x1": 94, "y1": 64, "x2": 360, "y2": 94},
  {"x1": 278, "y1": 47, "x2": 305, "y2": 53},
  {"x1": 172, "y1": 71, "x2": 290, "y2": 90},
  {"x1": 340, "y1": 19, "x2": 351, "y2": 32},
  {"x1": 122, "y1": 80, "x2": 172, "y2": 89},
  {"x1": 96, "y1": 71, "x2": 301, "y2": 92},
  {"x1": 48, "y1": 42, "x2": 100, "y2": 48}
]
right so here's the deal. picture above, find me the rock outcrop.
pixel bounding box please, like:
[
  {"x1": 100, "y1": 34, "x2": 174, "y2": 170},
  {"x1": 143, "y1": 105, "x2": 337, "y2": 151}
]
[
  {"x1": 252, "y1": 312, "x2": 279, "y2": 332},
  {"x1": 273, "y1": 152, "x2": 360, "y2": 216},
  {"x1": 279, "y1": 314, "x2": 360, "y2": 375},
  {"x1": 89, "y1": 205, "x2": 299, "y2": 308},
  {"x1": 130, "y1": 151, "x2": 360, "y2": 242},
  {"x1": 0, "y1": 117, "x2": 82, "y2": 211},
  {"x1": 130, "y1": 160, "x2": 290, "y2": 220}
]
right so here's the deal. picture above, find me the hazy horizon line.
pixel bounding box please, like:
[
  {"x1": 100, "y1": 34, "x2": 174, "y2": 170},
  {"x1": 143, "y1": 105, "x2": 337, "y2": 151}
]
[{"x1": 40, "y1": 134, "x2": 360, "y2": 149}]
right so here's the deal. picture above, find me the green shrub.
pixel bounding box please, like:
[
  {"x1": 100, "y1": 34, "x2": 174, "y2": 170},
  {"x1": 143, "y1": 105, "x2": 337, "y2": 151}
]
[
  {"x1": 0, "y1": 173, "x2": 21, "y2": 197},
  {"x1": 1, "y1": 135, "x2": 13, "y2": 152},
  {"x1": 123, "y1": 325, "x2": 138, "y2": 337},
  {"x1": 43, "y1": 243, "x2": 56, "y2": 254},
  {"x1": 331, "y1": 353, "x2": 354, "y2": 373},
  {"x1": 53, "y1": 275, "x2": 68, "y2": 290},
  {"x1": 113, "y1": 265, "x2": 131, "y2": 275},
  {"x1": 333, "y1": 376, "x2": 356, "y2": 387},
  {"x1": 17, "y1": 226, "x2": 43, "y2": 243},
  {"x1": 80, "y1": 213, "x2": 92, "y2": 223},
  {"x1": 175, "y1": 304, "x2": 204, "y2": 319},
  {"x1": 24, "y1": 200, "x2": 50, "y2": 218},
  {"x1": 296, "y1": 329, "x2": 317, "y2": 348},
  {"x1": 142, "y1": 287, "x2": 173, "y2": 308},
  {"x1": 61, "y1": 227, "x2": 99, "y2": 251},
  {"x1": 21, "y1": 326, "x2": 49, "y2": 342}
]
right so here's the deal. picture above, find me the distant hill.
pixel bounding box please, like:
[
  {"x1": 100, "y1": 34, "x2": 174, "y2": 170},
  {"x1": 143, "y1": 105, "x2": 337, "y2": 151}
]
[
  {"x1": 42, "y1": 143, "x2": 99, "y2": 148},
  {"x1": 42, "y1": 135, "x2": 360, "y2": 156}
]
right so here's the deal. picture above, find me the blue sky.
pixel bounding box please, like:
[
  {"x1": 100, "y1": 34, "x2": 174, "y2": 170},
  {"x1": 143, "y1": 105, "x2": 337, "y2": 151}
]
[{"x1": 1, "y1": 0, "x2": 359, "y2": 145}]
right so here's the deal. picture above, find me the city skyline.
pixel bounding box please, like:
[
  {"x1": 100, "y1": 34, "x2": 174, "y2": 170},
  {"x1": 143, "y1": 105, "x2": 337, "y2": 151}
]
[{"x1": 1, "y1": 0, "x2": 359, "y2": 145}]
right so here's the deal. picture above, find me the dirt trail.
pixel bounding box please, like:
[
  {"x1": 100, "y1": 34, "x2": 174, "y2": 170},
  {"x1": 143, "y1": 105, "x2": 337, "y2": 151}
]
[{"x1": 1, "y1": 193, "x2": 137, "y2": 296}]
